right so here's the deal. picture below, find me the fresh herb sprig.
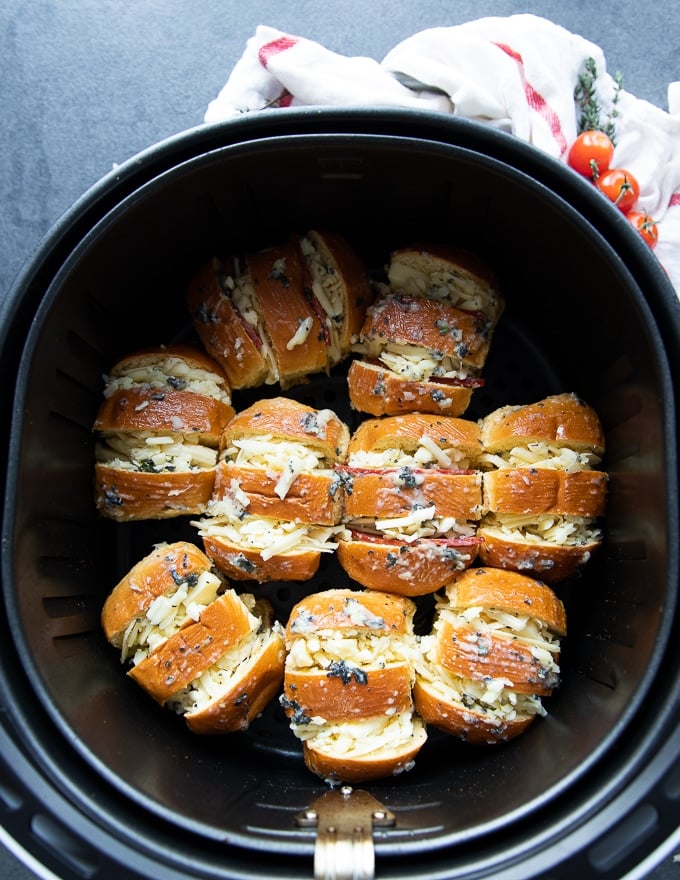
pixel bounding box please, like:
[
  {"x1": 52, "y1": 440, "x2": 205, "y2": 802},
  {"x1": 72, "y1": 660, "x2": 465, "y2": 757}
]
[{"x1": 575, "y1": 57, "x2": 624, "y2": 146}]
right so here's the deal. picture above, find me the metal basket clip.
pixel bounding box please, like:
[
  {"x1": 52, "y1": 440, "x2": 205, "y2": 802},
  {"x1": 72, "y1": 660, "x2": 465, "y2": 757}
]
[{"x1": 296, "y1": 786, "x2": 396, "y2": 880}]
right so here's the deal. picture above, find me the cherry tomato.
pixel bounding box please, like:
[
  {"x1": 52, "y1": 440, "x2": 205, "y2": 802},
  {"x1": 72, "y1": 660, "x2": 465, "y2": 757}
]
[
  {"x1": 567, "y1": 130, "x2": 615, "y2": 180},
  {"x1": 628, "y1": 211, "x2": 659, "y2": 249},
  {"x1": 596, "y1": 168, "x2": 640, "y2": 213}
]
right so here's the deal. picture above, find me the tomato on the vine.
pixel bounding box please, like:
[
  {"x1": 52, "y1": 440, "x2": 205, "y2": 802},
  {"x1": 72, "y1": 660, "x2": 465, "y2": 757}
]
[
  {"x1": 596, "y1": 168, "x2": 640, "y2": 213},
  {"x1": 628, "y1": 211, "x2": 659, "y2": 249},
  {"x1": 567, "y1": 130, "x2": 615, "y2": 180}
]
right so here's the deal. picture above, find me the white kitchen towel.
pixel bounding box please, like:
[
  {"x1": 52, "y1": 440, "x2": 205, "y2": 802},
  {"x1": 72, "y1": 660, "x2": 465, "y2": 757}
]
[{"x1": 205, "y1": 15, "x2": 680, "y2": 295}]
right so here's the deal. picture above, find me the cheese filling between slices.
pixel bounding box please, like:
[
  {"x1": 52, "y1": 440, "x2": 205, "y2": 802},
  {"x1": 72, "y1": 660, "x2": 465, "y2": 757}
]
[
  {"x1": 168, "y1": 623, "x2": 283, "y2": 715},
  {"x1": 222, "y1": 435, "x2": 327, "y2": 499},
  {"x1": 299, "y1": 235, "x2": 345, "y2": 364},
  {"x1": 228, "y1": 270, "x2": 279, "y2": 384},
  {"x1": 387, "y1": 261, "x2": 500, "y2": 320},
  {"x1": 120, "y1": 569, "x2": 223, "y2": 664},
  {"x1": 348, "y1": 509, "x2": 478, "y2": 543},
  {"x1": 286, "y1": 630, "x2": 417, "y2": 672},
  {"x1": 417, "y1": 655, "x2": 547, "y2": 722},
  {"x1": 291, "y1": 711, "x2": 424, "y2": 762},
  {"x1": 348, "y1": 439, "x2": 475, "y2": 470},
  {"x1": 96, "y1": 432, "x2": 218, "y2": 472},
  {"x1": 481, "y1": 513, "x2": 602, "y2": 546},
  {"x1": 370, "y1": 344, "x2": 473, "y2": 382},
  {"x1": 434, "y1": 606, "x2": 561, "y2": 674},
  {"x1": 480, "y1": 442, "x2": 601, "y2": 472},
  {"x1": 193, "y1": 505, "x2": 343, "y2": 559},
  {"x1": 104, "y1": 357, "x2": 231, "y2": 404}
]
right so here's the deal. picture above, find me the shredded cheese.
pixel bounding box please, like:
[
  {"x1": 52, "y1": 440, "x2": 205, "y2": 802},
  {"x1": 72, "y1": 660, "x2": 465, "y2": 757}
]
[
  {"x1": 479, "y1": 442, "x2": 601, "y2": 472},
  {"x1": 105, "y1": 356, "x2": 231, "y2": 404},
  {"x1": 120, "y1": 570, "x2": 223, "y2": 664}
]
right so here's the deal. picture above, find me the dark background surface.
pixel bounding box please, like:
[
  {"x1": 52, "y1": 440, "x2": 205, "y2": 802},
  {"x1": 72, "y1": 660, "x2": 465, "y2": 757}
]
[{"x1": 1, "y1": 2, "x2": 678, "y2": 878}]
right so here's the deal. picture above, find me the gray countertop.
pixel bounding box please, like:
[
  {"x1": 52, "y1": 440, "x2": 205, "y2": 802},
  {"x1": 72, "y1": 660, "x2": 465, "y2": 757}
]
[{"x1": 0, "y1": 2, "x2": 678, "y2": 878}]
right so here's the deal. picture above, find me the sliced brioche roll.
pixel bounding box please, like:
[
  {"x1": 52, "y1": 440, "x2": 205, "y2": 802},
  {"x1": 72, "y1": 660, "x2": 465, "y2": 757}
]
[
  {"x1": 193, "y1": 479, "x2": 343, "y2": 582},
  {"x1": 337, "y1": 414, "x2": 483, "y2": 595},
  {"x1": 353, "y1": 293, "x2": 493, "y2": 375},
  {"x1": 193, "y1": 398, "x2": 348, "y2": 582},
  {"x1": 414, "y1": 567, "x2": 566, "y2": 744},
  {"x1": 195, "y1": 508, "x2": 343, "y2": 583},
  {"x1": 186, "y1": 258, "x2": 272, "y2": 390},
  {"x1": 347, "y1": 358, "x2": 479, "y2": 417},
  {"x1": 386, "y1": 244, "x2": 503, "y2": 327},
  {"x1": 93, "y1": 345, "x2": 233, "y2": 521},
  {"x1": 167, "y1": 599, "x2": 285, "y2": 734},
  {"x1": 282, "y1": 589, "x2": 426, "y2": 783},
  {"x1": 336, "y1": 533, "x2": 481, "y2": 597},
  {"x1": 479, "y1": 392, "x2": 605, "y2": 459},
  {"x1": 216, "y1": 397, "x2": 349, "y2": 525},
  {"x1": 478, "y1": 393, "x2": 607, "y2": 582},
  {"x1": 349, "y1": 245, "x2": 502, "y2": 418},
  {"x1": 247, "y1": 239, "x2": 328, "y2": 389},
  {"x1": 348, "y1": 413, "x2": 482, "y2": 465},
  {"x1": 298, "y1": 229, "x2": 372, "y2": 367},
  {"x1": 127, "y1": 589, "x2": 260, "y2": 703},
  {"x1": 101, "y1": 541, "x2": 224, "y2": 660}
]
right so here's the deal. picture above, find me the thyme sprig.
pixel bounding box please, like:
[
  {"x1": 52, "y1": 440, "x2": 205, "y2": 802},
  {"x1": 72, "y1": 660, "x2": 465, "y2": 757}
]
[{"x1": 574, "y1": 57, "x2": 624, "y2": 146}]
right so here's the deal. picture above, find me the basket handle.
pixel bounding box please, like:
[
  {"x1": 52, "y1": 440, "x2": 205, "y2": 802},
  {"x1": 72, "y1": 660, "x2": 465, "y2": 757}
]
[{"x1": 296, "y1": 786, "x2": 395, "y2": 880}]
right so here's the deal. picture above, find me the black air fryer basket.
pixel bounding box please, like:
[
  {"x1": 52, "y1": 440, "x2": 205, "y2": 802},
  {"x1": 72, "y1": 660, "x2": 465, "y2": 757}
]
[{"x1": 1, "y1": 109, "x2": 679, "y2": 880}]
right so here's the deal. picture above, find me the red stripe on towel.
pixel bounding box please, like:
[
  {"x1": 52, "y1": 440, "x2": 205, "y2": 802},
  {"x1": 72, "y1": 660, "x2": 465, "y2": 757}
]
[
  {"x1": 258, "y1": 35, "x2": 299, "y2": 68},
  {"x1": 494, "y1": 42, "x2": 568, "y2": 154},
  {"x1": 669, "y1": 193, "x2": 680, "y2": 207}
]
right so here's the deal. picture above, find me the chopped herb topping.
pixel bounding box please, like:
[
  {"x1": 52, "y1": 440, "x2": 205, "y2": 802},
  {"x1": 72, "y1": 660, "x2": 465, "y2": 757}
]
[{"x1": 326, "y1": 659, "x2": 368, "y2": 686}]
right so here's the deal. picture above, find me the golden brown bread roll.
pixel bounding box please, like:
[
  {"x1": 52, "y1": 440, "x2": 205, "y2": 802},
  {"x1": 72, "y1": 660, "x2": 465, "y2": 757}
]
[
  {"x1": 215, "y1": 397, "x2": 349, "y2": 526},
  {"x1": 349, "y1": 244, "x2": 502, "y2": 418},
  {"x1": 167, "y1": 599, "x2": 285, "y2": 735},
  {"x1": 336, "y1": 414, "x2": 483, "y2": 595},
  {"x1": 347, "y1": 358, "x2": 479, "y2": 418},
  {"x1": 193, "y1": 398, "x2": 348, "y2": 582},
  {"x1": 187, "y1": 231, "x2": 371, "y2": 390},
  {"x1": 281, "y1": 588, "x2": 426, "y2": 783},
  {"x1": 101, "y1": 541, "x2": 284, "y2": 734},
  {"x1": 247, "y1": 239, "x2": 329, "y2": 389},
  {"x1": 414, "y1": 567, "x2": 566, "y2": 744},
  {"x1": 386, "y1": 244, "x2": 504, "y2": 326},
  {"x1": 93, "y1": 345, "x2": 234, "y2": 521},
  {"x1": 477, "y1": 393, "x2": 607, "y2": 582},
  {"x1": 353, "y1": 293, "x2": 493, "y2": 373},
  {"x1": 127, "y1": 589, "x2": 260, "y2": 703},
  {"x1": 479, "y1": 393, "x2": 605, "y2": 458},
  {"x1": 101, "y1": 541, "x2": 222, "y2": 654},
  {"x1": 298, "y1": 229, "x2": 372, "y2": 367},
  {"x1": 186, "y1": 258, "x2": 272, "y2": 390}
]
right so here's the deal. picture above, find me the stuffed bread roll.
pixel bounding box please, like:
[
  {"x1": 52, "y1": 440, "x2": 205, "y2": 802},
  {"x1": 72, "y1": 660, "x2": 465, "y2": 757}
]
[
  {"x1": 477, "y1": 393, "x2": 607, "y2": 582},
  {"x1": 186, "y1": 257, "x2": 273, "y2": 390},
  {"x1": 297, "y1": 229, "x2": 372, "y2": 367},
  {"x1": 215, "y1": 397, "x2": 349, "y2": 525},
  {"x1": 352, "y1": 293, "x2": 493, "y2": 376},
  {"x1": 193, "y1": 477, "x2": 344, "y2": 583},
  {"x1": 347, "y1": 358, "x2": 480, "y2": 418},
  {"x1": 193, "y1": 398, "x2": 348, "y2": 582},
  {"x1": 247, "y1": 238, "x2": 329, "y2": 389},
  {"x1": 101, "y1": 541, "x2": 225, "y2": 661},
  {"x1": 414, "y1": 567, "x2": 566, "y2": 744},
  {"x1": 386, "y1": 244, "x2": 504, "y2": 327},
  {"x1": 93, "y1": 345, "x2": 234, "y2": 521},
  {"x1": 281, "y1": 588, "x2": 426, "y2": 783},
  {"x1": 166, "y1": 598, "x2": 285, "y2": 734},
  {"x1": 336, "y1": 414, "x2": 483, "y2": 595},
  {"x1": 349, "y1": 244, "x2": 502, "y2": 418}
]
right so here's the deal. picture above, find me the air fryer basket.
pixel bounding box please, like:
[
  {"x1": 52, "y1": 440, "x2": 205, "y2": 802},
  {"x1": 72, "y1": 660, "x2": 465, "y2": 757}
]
[{"x1": 1, "y1": 110, "x2": 679, "y2": 880}]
